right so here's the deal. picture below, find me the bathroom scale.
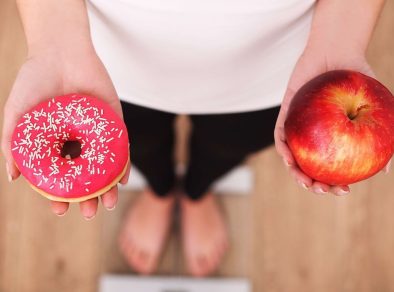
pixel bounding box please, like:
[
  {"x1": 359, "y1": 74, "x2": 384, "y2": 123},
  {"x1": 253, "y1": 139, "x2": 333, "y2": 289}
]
[{"x1": 100, "y1": 275, "x2": 251, "y2": 292}]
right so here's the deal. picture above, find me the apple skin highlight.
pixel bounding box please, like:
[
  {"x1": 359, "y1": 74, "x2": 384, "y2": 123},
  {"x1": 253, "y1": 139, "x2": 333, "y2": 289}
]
[{"x1": 285, "y1": 70, "x2": 394, "y2": 185}]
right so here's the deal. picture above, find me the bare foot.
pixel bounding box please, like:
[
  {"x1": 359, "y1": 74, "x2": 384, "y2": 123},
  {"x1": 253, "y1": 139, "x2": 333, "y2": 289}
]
[
  {"x1": 180, "y1": 192, "x2": 229, "y2": 277},
  {"x1": 119, "y1": 188, "x2": 176, "y2": 274}
]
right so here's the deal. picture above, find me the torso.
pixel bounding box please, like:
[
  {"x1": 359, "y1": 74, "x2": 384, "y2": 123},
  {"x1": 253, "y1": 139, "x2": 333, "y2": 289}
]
[{"x1": 87, "y1": 0, "x2": 316, "y2": 114}]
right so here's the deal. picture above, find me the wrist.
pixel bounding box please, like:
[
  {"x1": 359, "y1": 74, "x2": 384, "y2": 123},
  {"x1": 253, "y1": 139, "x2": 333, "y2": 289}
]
[
  {"x1": 306, "y1": 29, "x2": 367, "y2": 56},
  {"x1": 306, "y1": 0, "x2": 384, "y2": 60},
  {"x1": 27, "y1": 36, "x2": 96, "y2": 60},
  {"x1": 305, "y1": 35, "x2": 367, "y2": 63},
  {"x1": 18, "y1": 0, "x2": 94, "y2": 59}
]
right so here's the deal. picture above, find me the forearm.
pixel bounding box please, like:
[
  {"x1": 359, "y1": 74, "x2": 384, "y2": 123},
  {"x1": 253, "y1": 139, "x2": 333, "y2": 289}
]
[
  {"x1": 307, "y1": 0, "x2": 386, "y2": 54},
  {"x1": 17, "y1": 0, "x2": 93, "y2": 56}
]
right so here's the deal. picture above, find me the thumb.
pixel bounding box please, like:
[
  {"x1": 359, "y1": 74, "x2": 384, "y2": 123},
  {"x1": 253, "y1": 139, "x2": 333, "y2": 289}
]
[{"x1": 1, "y1": 102, "x2": 21, "y2": 182}]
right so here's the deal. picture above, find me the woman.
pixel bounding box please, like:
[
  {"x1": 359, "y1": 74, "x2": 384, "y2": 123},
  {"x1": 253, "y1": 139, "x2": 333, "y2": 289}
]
[{"x1": 1, "y1": 0, "x2": 387, "y2": 277}]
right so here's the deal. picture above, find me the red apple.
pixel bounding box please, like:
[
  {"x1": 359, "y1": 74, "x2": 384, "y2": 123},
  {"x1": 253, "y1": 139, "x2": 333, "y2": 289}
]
[{"x1": 284, "y1": 70, "x2": 394, "y2": 185}]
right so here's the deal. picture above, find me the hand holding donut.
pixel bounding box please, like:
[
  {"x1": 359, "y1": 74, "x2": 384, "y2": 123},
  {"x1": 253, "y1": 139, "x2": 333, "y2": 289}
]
[{"x1": 1, "y1": 48, "x2": 131, "y2": 219}]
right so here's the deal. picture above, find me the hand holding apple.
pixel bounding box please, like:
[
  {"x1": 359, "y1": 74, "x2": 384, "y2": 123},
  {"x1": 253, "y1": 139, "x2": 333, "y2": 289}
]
[
  {"x1": 274, "y1": 46, "x2": 392, "y2": 195},
  {"x1": 285, "y1": 70, "x2": 394, "y2": 186}
]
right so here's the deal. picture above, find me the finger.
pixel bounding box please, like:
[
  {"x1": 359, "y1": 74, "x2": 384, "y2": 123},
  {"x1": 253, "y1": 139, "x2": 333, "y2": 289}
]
[
  {"x1": 330, "y1": 185, "x2": 350, "y2": 196},
  {"x1": 274, "y1": 105, "x2": 296, "y2": 167},
  {"x1": 274, "y1": 121, "x2": 295, "y2": 166},
  {"x1": 383, "y1": 158, "x2": 392, "y2": 174},
  {"x1": 101, "y1": 185, "x2": 118, "y2": 211},
  {"x1": 51, "y1": 201, "x2": 70, "y2": 216},
  {"x1": 120, "y1": 159, "x2": 131, "y2": 185},
  {"x1": 311, "y1": 181, "x2": 330, "y2": 195},
  {"x1": 288, "y1": 165, "x2": 313, "y2": 190},
  {"x1": 79, "y1": 197, "x2": 99, "y2": 220},
  {"x1": 1, "y1": 105, "x2": 21, "y2": 181},
  {"x1": 275, "y1": 137, "x2": 296, "y2": 167}
]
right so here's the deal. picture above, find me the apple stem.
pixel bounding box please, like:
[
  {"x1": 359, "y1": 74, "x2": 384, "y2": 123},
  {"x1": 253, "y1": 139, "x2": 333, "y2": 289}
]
[{"x1": 348, "y1": 104, "x2": 369, "y2": 120}]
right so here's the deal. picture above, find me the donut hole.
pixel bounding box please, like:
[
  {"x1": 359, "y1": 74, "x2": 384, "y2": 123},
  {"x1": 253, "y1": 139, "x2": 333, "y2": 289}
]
[{"x1": 61, "y1": 140, "x2": 82, "y2": 160}]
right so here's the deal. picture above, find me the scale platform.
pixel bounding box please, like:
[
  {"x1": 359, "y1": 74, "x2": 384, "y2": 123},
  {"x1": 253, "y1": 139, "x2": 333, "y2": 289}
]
[
  {"x1": 100, "y1": 275, "x2": 251, "y2": 292},
  {"x1": 120, "y1": 165, "x2": 253, "y2": 195}
]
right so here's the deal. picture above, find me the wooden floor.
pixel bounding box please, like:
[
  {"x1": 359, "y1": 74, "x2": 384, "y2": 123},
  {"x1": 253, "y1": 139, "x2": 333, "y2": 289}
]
[{"x1": 1, "y1": 1, "x2": 394, "y2": 291}]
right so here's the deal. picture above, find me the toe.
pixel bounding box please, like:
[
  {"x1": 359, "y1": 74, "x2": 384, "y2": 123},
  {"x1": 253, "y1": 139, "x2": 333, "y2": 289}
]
[
  {"x1": 208, "y1": 245, "x2": 223, "y2": 274},
  {"x1": 132, "y1": 249, "x2": 156, "y2": 275},
  {"x1": 188, "y1": 254, "x2": 210, "y2": 277},
  {"x1": 216, "y1": 241, "x2": 226, "y2": 260},
  {"x1": 221, "y1": 237, "x2": 230, "y2": 253},
  {"x1": 119, "y1": 234, "x2": 137, "y2": 267}
]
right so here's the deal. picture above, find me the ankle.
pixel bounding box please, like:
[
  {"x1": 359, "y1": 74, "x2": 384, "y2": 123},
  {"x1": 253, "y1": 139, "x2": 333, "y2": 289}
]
[
  {"x1": 180, "y1": 191, "x2": 214, "y2": 207},
  {"x1": 142, "y1": 188, "x2": 176, "y2": 205}
]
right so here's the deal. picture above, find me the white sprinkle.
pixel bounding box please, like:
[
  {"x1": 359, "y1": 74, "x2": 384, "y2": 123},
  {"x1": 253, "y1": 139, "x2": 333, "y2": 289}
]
[{"x1": 118, "y1": 130, "x2": 123, "y2": 138}]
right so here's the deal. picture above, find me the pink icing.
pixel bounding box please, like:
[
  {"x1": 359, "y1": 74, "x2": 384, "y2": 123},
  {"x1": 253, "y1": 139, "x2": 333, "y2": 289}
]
[{"x1": 11, "y1": 93, "x2": 129, "y2": 200}]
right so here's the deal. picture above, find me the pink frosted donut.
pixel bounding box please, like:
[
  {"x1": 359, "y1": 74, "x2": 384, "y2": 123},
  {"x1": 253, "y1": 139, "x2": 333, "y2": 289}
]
[{"x1": 11, "y1": 93, "x2": 129, "y2": 202}]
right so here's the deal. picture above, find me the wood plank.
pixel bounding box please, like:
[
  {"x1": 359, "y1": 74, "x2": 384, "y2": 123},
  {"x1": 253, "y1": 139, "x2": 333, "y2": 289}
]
[{"x1": 1, "y1": 0, "x2": 394, "y2": 291}]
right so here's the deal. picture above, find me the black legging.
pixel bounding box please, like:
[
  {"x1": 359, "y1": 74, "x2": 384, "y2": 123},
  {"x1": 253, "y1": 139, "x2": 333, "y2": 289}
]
[{"x1": 121, "y1": 101, "x2": 280, "y2": 200}]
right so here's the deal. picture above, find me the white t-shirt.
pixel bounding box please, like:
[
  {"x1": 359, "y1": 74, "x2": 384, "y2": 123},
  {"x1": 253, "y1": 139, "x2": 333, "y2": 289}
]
[{"x1": 87, "y1": 0, "x2": 315, "y2": 114}]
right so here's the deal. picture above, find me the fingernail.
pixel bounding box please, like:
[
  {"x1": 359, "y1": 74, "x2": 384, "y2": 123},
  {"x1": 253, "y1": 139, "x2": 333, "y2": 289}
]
[
  {"x1": 6, "y1": 163, "x2": 13, "y2": 182},
  {"x1": 298, "y1": 181, "x2": 308, "y2": 190},
  {"x1": 315, "y1": 188, "x2": 327, "y2": 194},
  {"x1": 338, "y1": 189, "x2": 349, "y2": 196},
  {"x1": 85, "y1": 215, "x2": 96, "y2": 221},
  {"x1": 283, "y1": 159, "x2": 291, "y2": 167},
  {"x1": 385, "y1": 160, "x2": 391, "y2": 174},
  {"x1": 106, "y1": 205, "x2": 116, "y2": 211},
  {"x1": 56, "y1": 212, "x2": 66, "y2": 217}
]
